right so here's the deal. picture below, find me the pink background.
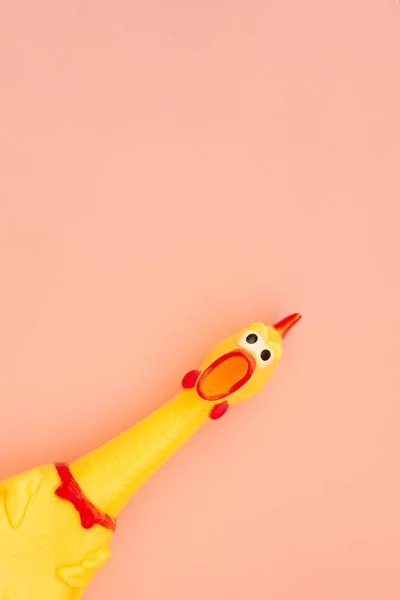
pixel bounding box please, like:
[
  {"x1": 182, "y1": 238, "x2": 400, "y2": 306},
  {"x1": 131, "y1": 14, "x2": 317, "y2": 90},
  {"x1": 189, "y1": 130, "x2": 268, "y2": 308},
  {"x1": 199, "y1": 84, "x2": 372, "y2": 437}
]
[{"x1": 1, "y1": 1, "x2": 400, "y2": 598}]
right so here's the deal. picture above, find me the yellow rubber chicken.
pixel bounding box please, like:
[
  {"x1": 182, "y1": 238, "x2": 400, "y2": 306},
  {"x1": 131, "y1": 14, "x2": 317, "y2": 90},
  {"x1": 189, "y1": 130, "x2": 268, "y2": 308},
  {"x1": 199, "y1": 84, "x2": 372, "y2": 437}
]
[{"x1": 0, "y1": 313, "x2": 300, "y2": 600}]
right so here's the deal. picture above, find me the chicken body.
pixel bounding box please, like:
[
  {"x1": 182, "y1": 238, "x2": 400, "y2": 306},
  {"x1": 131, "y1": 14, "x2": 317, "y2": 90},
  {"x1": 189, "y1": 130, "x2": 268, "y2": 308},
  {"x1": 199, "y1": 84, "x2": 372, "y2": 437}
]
[
  {"x1": 0, "y1": 464, "x2": 113, "y2": 600},
  {"x1": 0, "y1": 315, "x2": 300, "y2": 599}
]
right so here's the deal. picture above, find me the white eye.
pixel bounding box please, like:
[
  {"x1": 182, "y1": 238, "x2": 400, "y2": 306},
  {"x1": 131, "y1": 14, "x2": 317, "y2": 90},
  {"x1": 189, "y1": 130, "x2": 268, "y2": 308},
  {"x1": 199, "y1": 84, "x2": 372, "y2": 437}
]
[
  {"x1": 238, "y1": 331, "x2": 274, "y2": 369},
  {"x1": 238, "y1": 330, "x2": 264, "y2": 350},
  {"x1": 258, "y1": 345, "x2": 274, "y2": 368},
  {"x1": 245, "y1": 332, "x2": 259, "y2": 345}
]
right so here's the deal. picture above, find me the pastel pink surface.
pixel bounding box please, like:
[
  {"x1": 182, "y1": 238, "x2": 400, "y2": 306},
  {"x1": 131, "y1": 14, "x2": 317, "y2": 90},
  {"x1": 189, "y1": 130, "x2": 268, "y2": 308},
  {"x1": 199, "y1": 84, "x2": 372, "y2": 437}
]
[{"x1": 0, "y1": 1, "x2": 399, "y2": 599}]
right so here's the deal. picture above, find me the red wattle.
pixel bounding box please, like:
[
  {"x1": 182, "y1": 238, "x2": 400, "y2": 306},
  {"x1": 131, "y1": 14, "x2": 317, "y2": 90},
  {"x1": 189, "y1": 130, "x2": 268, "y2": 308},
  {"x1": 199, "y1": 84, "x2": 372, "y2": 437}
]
[
  {"x1": 209, "y1": 401, "x2": 230, "y2": 420},
  {"x1": 182, "y1": 370, "x2": 201, "y2": 389}
]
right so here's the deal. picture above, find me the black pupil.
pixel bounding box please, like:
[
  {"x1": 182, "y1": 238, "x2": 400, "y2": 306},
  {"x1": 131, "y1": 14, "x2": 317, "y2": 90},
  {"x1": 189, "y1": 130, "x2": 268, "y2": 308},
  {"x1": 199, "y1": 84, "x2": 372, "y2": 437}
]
[
  {"x1": 246, "y1": 333, "x2": 258, "y2": 344},
  {"x1": 261, "y1": 349, "x2": 271, "y2": 361}
]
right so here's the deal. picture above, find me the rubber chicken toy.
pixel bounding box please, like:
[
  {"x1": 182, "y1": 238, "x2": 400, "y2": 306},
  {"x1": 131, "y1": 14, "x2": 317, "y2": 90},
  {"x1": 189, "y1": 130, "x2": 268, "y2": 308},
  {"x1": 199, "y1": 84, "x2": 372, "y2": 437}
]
[{"x1": 0, "y1": 313, "x2": 300, "y2": 599}]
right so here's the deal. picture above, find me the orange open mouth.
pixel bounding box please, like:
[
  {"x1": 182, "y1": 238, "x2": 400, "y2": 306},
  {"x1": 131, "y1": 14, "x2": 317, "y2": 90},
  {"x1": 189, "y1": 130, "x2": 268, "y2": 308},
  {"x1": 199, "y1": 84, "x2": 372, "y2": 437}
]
[{"x1": 196, "y1": 350, "x2": 255, "y2": 402}]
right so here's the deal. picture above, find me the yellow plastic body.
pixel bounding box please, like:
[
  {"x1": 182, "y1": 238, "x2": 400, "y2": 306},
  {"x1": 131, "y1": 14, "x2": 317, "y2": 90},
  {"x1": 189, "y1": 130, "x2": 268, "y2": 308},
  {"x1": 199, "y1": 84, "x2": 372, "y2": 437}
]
[{"x1": 0, "y1": 317, "x2": 299, "y2": 599}]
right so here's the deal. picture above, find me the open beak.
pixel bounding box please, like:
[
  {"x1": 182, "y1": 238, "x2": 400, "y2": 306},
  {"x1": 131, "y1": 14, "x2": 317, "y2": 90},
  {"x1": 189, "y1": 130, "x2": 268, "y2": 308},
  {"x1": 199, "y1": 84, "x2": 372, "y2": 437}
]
[
  {"x1": 197, "y1": 350, "x2": 256, "y2": 402},
  {"x1": 273, "y1": 313, "x2": 302, "y2": 339}
]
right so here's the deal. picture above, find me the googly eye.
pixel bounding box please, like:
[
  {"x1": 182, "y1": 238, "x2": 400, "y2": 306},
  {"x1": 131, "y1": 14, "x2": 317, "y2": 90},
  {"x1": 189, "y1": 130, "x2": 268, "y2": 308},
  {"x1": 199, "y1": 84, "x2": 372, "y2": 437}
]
[
  {"x1": 239, "y1": 330, "x2": 263, "y2": 351},
  {"x1": 261, "y1": 349, "x2": 271, "y2": 362},
  {"x1": 246, "y1": 333, "x2": 258, "y2": 344},
  {"x1": 258, "y1": 346, "x2": 274, "y2": 367},
  {"x1": 239, "y1": 330, "x2": 275, "y2": 368}
]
